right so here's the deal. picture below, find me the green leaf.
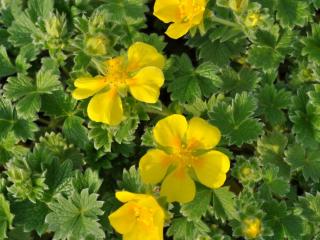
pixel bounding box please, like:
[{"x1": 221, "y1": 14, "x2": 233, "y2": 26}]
[
  {"x1": 167, "y1": 54, "x2": 201, "y2": 103},
  {"x1": 45, "y1": 159, "x2": 73, "y2": 196},
  {"x1": 12, "y1": 201, "x2": 48, "y2": 235},
  {"x1": 276, "y1": 0, "x2": 310, "y2": 28},
  {"x1": 218, "y1": 67, "x2": 260, "y2": 95},
  {"x1": 62, "y1": 116, "x2": 89, "y2": 149},
  {"x1": 0, "y1": 194, "x2": 14, "y2": 240},
  {"x1": 0, "y1": 45, "x2": 16, "y2": 77},
  {"x1": 289, "y1": 89, "x2": 320, "y2": 149},
  {"x1": 27, "y1": 0, "x2": 54, "y2": 21},
  {"x1": 212, "y1": 187, "x2": 239, "y2": 222},
  {"x1": 114, "y1": 115, "x2": 139, "y2": 144},
  {"x1": 297, "y1": 192, "x2": 320, "y2": 222},
  {"x1": 285, "y1": 144, "x2": 320, "y2": 182},
  {"x1": 41, "y1": 90, "x2": 77, "y2": 117},
  {"x1": 167, "y1": 218, "x2": 210, "y2": 240},
  {"x1": 263, "y1": 166, "x2": 290, "y2": 196},
  {"x1": 303, "y1": 24, "x2": 320, "y2": 64},
  {"x1": 72, "y1": 169, "x2": 102, "y2": 194},
  {"x1": 257, "y1": 131, "x2": 290, "y2": 178},
  {"x1": 8, "y1": 11, "x2": 44, "y2": 47},
  {"x1": 263, "y1": 200, "x2": 304, "y2": 240},
  {"x1": 4, "y1": 70, "x2": 60, "y2": 117},
  {"x1": 36, "y1": 69, "x2": 61, "y2": 93},
  {"x1": 0, "y1": 98, "x2": 38, "y2": 141},
  {"x1": 100, "y1": 0, "x2": 148, "y2": 25},
  {"x1": 248, "y1": 45, "x2": 283, "y2": 71},
  {"x1": 0, "y1": 99, "x2": 15, "y2": 139},
  {"x1": 180, "y1": 186, "x2": 212, "y2": 221},
  {"x1": 88, "y1": 122, "x2": 113, "y2": 152},
  {"x1": 0, "y1": 133, "x2": 28, "y2": 164},
  {"x1": 257, "y1": 84, "x2": 292, "y2": 126},
  {"x1": 209, "y1": 92, "x2": 263, "y2": 146},
  {"x1": 46, "y1": 189, "x2": 105, "y2": 240},
  {"x1": 118, "y1": 166, "x2": 145, "y2": 193}
]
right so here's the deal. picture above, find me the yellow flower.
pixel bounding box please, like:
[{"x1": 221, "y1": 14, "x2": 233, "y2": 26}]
[
  {"x1": 108, "y1": 191, "x2": 165, "y2": 240},
  {"x1": 139, "y1": 114, "x2": 230, "y2": 203},
  {"x1": 153, "y1": 0, "x2": 207, "y2": 39},
  {"x1": 242, "y1": 217, "x2": 262, "y2": 239},
  {"x1": 72, "y1": 42, "x2": 165, "y2": 125}
]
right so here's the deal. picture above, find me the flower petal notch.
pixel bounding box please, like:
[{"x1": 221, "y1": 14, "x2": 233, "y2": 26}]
[
  {"x1": 108, "y1": 191, "x2": 165, "y2": 240},
  {"x1": 153, "y1": 0, "x2": 207, "y2": 39},
  {"x1": 139, "y1": 114, "x2": 230, "y2": 203},
  {"x1": 71, "y1": 42, "x2": 165, "y2": 125}
]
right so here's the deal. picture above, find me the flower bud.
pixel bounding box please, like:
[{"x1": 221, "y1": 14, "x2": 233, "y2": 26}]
[
  {"x1": 244, "y1": 12, "x2": 260, "y2": 27},
  {"x1": 85, "y1": 35, "x2": 109, "y2": 56},
  {"x1": 45, "y1": 13, "x2": 67, "y2": 38},
  {"x1": 229, "y1": 0, "x2": 248, "y2": 13}
]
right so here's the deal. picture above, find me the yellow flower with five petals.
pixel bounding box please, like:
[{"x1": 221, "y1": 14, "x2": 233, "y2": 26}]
[
  {"x1": 153, "y1": 0, "x2": 207, "y2": 39},
  {"x1": 72, "y1": 42, "x2": 165, "y2": 125},
  {"x1": 139, "y1": 114, "x2": 230, "y2": 203},
  {"x1": 108, "y1": 191, "x2": 165, "y2": 240}
]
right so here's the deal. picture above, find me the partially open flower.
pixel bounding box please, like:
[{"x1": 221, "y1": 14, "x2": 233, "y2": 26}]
[
  {"x1": 72, "y1": 42, "x2": 165, "y2": 125},
  {"x1": 242, "y1": 217, "x2": 262, "y2": 239},
  {"x1": 139, "y1": 114, "x2": 230, "y2": 203},
  {"x1": 153, "y1": 0, "x2": 207, "y2": 39},
  {"x1": 245, "y1": 12, "x2": 260, "y2": 27},
  {"x1": 108, "y1": 191, "x2": 165, "y2": 240}
]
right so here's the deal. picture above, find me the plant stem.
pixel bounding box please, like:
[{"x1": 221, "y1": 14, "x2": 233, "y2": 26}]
[
  {"x1": 211, "y1": 15, "x2": 240, "y2": 28},
  {"x1": 145, "y1": 108, "x2": 170, "y2": 117}
]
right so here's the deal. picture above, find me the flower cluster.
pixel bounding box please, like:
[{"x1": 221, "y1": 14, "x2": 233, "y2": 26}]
[{"x1": 72, "y1": 1, "x2": 230, "y2": 239}]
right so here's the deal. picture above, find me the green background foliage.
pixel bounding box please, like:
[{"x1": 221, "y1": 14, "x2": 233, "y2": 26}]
[{"x1": 0, "y1": 0, "x2": 320, "y2": 239}]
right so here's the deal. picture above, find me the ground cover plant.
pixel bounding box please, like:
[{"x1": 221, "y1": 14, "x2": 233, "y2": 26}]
[{"x1": 0, "y1": 0, "x2": 320, "y2": 239}]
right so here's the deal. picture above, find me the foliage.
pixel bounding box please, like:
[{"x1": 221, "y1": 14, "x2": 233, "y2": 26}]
[{"x1": 0, "y1": 0, "x2": 319, "y2": 239}]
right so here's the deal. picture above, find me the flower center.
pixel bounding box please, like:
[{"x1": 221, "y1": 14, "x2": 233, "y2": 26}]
[
  {"x1": 133, "y1": 205, "x2": 154, "y2": 227},
  {"x1": 104, "y1": 57, "x2": 128, "y2": 87},
  {"x1": 243, "y1": 218, "x2": 261, "y2": 238},
  {"x1": 178, "y1": 0, "x2": 205, "y2": 23},
  {"x1": 172, "y1": 141, "x2": 199, "y2": 169}
]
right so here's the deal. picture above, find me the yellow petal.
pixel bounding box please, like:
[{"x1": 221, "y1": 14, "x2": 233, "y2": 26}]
[
  {"x1": 123, "y1": 222, "x2": 161, "y2": 240},
  {"x1": 72, "y1": 76, "x2": 107, "y2": 100},
  {"x1": 186, "y1": 117, "x2": 221, "y2": 150},
  {"x1": 192, "y1": 150, "x2": 230, "y2": 189},
  {"x1": 160, "y1": 167, "x2": 195, "y2": 203},
  {"x1": 153, "y1": 114, "x2": 188, "y2": 149},
  {"x1": 165, "y1": 22, "x2": 191, "y2": 39},
  {"x1": 115, "y1": 191, "x2": 147, "y2": 203},
  {"x1": 153, "y1": 0, "x2": 180, "y2": 23},
  {"x1": 108, "y1": 202, "x2": 136, "y2": 234},
  {"x1": 127, "y1": 42, "x2": 165, "y2": 72},
  {"x1": 127, "y1": 66, "x2": 164, "y2": 103},
  {"x1": 87, "y1": 88, "x2": 123, "y2": 125},
  {"x1": 139, "y1": 149, "x2": 171, "y2": 184},
  {"x1": 72, "y1": 88, "x2": 100, "y2": 100}
]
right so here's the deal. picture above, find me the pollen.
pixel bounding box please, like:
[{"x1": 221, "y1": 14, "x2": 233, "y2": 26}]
[
  {"x1": 104, "y1": 57, "x2": 128, "y2": 87},
  {"x1": 178, "y1": 0, "x2": 205, "y2": 23},
  {"x1": 133, "y1": 205, "x2": 155, "y2": 227}
]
